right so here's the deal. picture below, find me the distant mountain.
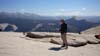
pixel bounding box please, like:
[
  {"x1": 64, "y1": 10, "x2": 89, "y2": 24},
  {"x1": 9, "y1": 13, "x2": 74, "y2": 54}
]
[
  {"x1": 0, "y1": 12, "x2": 42, "y2": 20},
  {"x1": 66, "y1": 17, "x2": 100, "y2": 32},
  {"x1": 0, "y1": 12, "x2": 100, "y2": 32},
  {"x1": 76, "y1": 16, "x2": 100, "y2": 23}
]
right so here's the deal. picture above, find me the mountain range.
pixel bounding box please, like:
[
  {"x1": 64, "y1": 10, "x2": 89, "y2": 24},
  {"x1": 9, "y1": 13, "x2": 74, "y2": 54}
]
[{"x1": 0, "y1": 12, "x2": 100, "y2": 32}]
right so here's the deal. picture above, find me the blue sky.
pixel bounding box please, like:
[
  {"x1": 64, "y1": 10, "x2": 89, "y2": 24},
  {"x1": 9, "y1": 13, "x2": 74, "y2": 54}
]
[{"x1": 0, "y1": 0, "x2": 100, "y2": 16}]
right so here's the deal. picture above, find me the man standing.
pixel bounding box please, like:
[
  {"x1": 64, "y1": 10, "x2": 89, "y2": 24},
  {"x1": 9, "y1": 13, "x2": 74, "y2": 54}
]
[
  {"x1": 0, "y1": 24, "x2": 2, "y2": 31},
  {"x1": 59, "y1": 19, "x2": 68, "y2": 49}
]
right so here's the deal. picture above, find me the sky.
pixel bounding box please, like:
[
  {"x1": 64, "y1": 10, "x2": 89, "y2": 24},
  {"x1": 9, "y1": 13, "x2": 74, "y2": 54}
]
[{"x1": 0, "y1": 0, "x2": 100, "y2": 16}]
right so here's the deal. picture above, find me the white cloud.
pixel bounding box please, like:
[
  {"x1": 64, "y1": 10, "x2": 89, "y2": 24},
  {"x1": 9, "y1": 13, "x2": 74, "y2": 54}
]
[
  {"x1": 37, "y1": 10, "x2": 82, "y2": 16},
  {"x1": 59, "y1": 9, "x2": 66, "y2": 12},
  {"x1": 34, "y1": 8, "x2": 100, "y2": 16},
  {"x1": 82, "y1": 8, "x2": 86, "y2": 11},
  {"x1": 69, "y1": 11, "x2": 81, "y2": 16},
  {"x1": 20, "y1": 9, "x2": 25, "y2": 12}
]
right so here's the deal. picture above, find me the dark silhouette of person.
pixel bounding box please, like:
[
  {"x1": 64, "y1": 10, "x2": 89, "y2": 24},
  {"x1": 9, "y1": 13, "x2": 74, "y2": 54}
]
[
  {"x1": 0, "y1": 24, "x2": 2, "y2": 31},
  {"x1": 59, "y1": 19, "x2": 68, "y2": 49}
]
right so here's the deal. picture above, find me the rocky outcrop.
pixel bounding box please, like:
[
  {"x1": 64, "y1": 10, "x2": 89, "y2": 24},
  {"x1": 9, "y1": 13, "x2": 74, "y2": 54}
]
[
  {"x1": 26, "y1": 32, "x2": 44, "y2": 38},
  {"x1": 50, "y1": 34, "x2": 100, "y2": 47},
  {"x1": 50, "y1": 33, "x2": 88, "y2": 47},
  {"x1": 26, "y1": 32, "x2": 60, "y2": 38},
  {"x1": 25, "y1": 32, "x2": 100, "y2": 47},
  {"x1": 82, "y1": 26, "x2": 100, "y2": 34},
  {"x1": 82, "y1": 34, "x2": 100, "y2": 44},
  {"x1": 0, "y1": 23, "x2": 18, "y2": 31},
  {"x1": 50, "y1": 38, "x2": 87, "y2": 47}
]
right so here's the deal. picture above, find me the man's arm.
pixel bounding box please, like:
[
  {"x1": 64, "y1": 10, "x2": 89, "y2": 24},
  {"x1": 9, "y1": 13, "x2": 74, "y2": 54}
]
[
  {"x1": 65, "y1": 24, "x2": 67, "y2": 32},
  {"x1": 0, "y1": 25, "x2": 2, "y2": 29}
]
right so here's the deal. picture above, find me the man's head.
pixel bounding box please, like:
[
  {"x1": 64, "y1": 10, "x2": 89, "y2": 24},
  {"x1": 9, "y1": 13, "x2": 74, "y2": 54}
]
[{"x1": 60, "y1": 19, "x2": 65, "y2": 24}]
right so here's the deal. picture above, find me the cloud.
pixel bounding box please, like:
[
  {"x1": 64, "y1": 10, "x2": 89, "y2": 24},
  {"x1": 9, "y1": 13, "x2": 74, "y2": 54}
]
[
  {"x1": 20, "y1": 9, "x2": 25, "y2": 12},
  {"x1": 59, "y1": 9, "x2": 66, "y2": 12},
  {"x1": 20, "y1": 9, "x2": 30, "y2": 13},
  {"x1": 69, "y1": 11, "x2": 81, "y2": 16},
  {"x1": 37, "y1": 10, "x2": 82, "y2": 16},
  {"x1": 82, "y1": 8, "x2": 86, "y2": 11},
  {"x1": 56, "y1": 9, "x2": 81, "y2": 16},
  {"x1": 34, "y1": 8, "x2": 100, "y2": 16}
]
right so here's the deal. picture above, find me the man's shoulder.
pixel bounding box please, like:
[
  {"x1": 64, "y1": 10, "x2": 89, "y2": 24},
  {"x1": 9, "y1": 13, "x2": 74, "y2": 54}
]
[
  {"x1": 64, "y1": 23, "x2": 67, "y2": 25},
  {"x1": 61, "y1": 23, "x2": 67, "y2": 26}
]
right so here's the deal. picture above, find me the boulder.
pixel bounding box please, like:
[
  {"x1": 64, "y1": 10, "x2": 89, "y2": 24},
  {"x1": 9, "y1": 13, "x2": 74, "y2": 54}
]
[
  {"x1": 50, "y1": 37, "x2": 87, "y2": 47},
  {"x1": 82, "y1": 34, "x2": 100, "y2": 44},
  {"x1": 26, "y1": 32, "x2": 44, "y2": 38},
  {"x1": 68, "y1": 38, "x2": 88, "y2": 47},
  {"x1": 26, "y1": 32, "x2": 100, "y2": 45},
  {"x1": 26, "y1": 32, "x2": 60, "y2": 38},
  {"x1": 50, "y1": 38, "x2": 62, "y2": 45}
]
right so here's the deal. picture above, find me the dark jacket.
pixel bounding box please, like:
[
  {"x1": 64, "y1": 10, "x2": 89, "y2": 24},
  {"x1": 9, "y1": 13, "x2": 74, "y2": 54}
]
[{"x1": 60, "y1": 23, "x2": 67, "y2": 34}]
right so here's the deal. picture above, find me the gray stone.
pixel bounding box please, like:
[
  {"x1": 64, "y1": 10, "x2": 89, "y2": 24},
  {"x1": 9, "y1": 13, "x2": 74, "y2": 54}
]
[
  {"x1": 26, "y1": 32, "x2": 44, "y2": 38},
  {"x1": 50, "y1": 37, "x2": 88, "y2": 47}
]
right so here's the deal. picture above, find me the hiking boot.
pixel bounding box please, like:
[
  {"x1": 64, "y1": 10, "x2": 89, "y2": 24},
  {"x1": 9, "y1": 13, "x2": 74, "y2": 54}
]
[
  {"x1": 61, "y1": 44, "x2": 65, "y2": 47},
  {"x1": 61, "y1": 45, "x2": 65, "y2": 47},
  {"x1": 65, "y1": 46, "x2": 68, "y2": 49}
]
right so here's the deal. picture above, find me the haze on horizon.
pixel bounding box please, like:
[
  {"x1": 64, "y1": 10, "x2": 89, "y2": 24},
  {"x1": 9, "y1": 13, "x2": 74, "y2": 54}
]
[{"x1": 0, "y1": 0, "x2": 100, "y2": 16}]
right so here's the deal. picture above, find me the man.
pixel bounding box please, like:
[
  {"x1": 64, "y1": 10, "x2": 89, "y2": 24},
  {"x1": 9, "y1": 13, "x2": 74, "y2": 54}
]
[
  {"x1": 59, "y1": 19, "x2": 68, "y2": 49},
  {"x1": 0, "y1": 24, "x2": 2, "y2": 31}
]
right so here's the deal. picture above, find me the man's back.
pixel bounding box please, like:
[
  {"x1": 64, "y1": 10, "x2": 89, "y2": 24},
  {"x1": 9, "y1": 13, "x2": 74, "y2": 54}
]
[
  {"x1": 0, "y1": 25, "x2": 2, "y2": 31},
  {"x1": 60, "y1": 23, "x2": 67, "y2": 33},
  {"x1": 0, "y1": 25, "x2": 2, "y2": 29}
]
